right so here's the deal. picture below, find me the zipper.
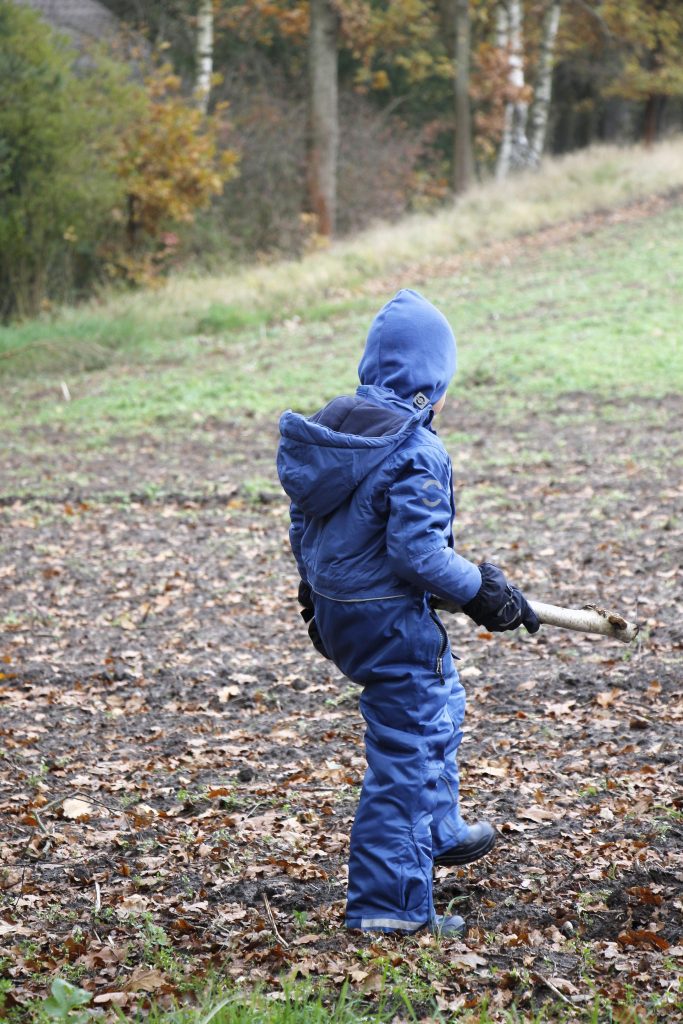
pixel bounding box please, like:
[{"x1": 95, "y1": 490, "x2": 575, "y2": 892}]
[{"x1": 429, "y1": 610, "x2": 449, "y2": 683}]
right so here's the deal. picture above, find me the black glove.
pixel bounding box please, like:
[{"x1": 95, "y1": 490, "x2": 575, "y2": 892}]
[
  {"x1": 297, "y1": 581, "x2": 331, "y2": 659},
  {"x1": 462, "y1": 562, "x2": 540, "y2": 634}
]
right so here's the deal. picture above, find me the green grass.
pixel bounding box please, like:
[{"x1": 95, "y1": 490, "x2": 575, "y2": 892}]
[
  {"x1": 2, "y1": 138, "x2": 683, "y2": 375},
  {"x1": 1, "y1": 198, "x2": 681, "y2": 445},
  {"x1": 13, "y1": 974, "x2": 680, "y2": 1024}
]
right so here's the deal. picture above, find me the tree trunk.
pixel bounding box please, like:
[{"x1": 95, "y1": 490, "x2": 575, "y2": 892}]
[
  {"x1": 496, "y1": 4, "x2": 513, "y2": 179},
  {"x1": 195, "y1": 0, "x2": 214, "y2": 114},
  {"x1": 453, "y1": 0, "x2": 473, "y2": 194},
  {"x1": 307, "y1": 0, "x2": 339, "y2": 237},
  {"x1": 643, "y1": 93, "x2": 662, "y2": 147},
  {"x1": 528, "y1": 0, "x2": 562, "y2": 165},
  {"x1": 496, "y1": 0, "x2": 532, "y2": 179}
]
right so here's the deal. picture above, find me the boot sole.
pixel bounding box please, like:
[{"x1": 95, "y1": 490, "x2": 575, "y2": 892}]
[{"x1": 434, "y1": 830, "x2": 497, "y2": 867}]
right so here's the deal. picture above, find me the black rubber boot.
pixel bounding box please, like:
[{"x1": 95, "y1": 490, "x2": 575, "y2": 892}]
[{"x1": 433, "y1": 821, "x2": 497, "y2": 867}]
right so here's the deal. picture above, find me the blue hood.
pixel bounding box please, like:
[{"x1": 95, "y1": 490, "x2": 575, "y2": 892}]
[
  {"x1": 358, "y1": 289, "x2": 456, "y2": 405},
  {"x1": 277, "y1": 390, "x2": 422, "y2": 518}
]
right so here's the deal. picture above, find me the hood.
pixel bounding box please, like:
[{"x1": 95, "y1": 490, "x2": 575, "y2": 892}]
[
  {"x1": 277, "y1": 392, "x2": 419, "y2": 518},
  {"x1": 358, "y1": 289, "x2": 457, "y2": 406}
]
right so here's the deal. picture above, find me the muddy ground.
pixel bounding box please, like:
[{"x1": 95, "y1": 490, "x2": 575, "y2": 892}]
[{"x1": 1, "y1": 383, "x2": 682, "y2": 1019}]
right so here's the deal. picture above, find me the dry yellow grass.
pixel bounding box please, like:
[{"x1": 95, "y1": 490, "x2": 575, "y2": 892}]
[{"x1": 69, "y1": 137, "x2": 683, "y2": 330}]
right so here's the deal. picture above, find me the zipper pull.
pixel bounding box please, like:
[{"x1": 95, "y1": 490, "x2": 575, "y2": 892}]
[{"x1": 437, "y1": 656, "x2": 444, "y2": 683}]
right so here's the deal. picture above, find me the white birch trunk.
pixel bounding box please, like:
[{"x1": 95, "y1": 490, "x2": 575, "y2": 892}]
[
  {"x1": 528, "y1": 0, "x2": 562, "y2": 165},
  {"x1": 496, "y1": 0, "x2": 532, "y2": 179},
  {"x1": 496, "y1": 3, "x2": 513, "y2": 181},
  {"x1": 195, "y1": 0, "x2": 214, "y2": 114}
]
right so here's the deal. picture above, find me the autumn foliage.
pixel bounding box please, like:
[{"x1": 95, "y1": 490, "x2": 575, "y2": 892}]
[
  {"x1": 111, "y1": 64, "x2": 238, "y2": 286},
  {"x1": 0, "y1": 5, "x2": 238, "y2": 317},
  {"x1": 3, "y1": 0, "x2": 683, "y2": 316}
]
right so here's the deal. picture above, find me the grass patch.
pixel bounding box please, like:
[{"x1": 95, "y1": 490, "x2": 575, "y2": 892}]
[
  {"x1": 197, "y1": 304, "x2": 271, "y2": 334},
  {"x1": 13, "y1": 974, "x2": 681, "y2": 1024},
  {"x1": 2, "y1": 138, "x2": 683, "y2": 383},
  {"x1": 1, "y1": 195, "x2": 681, "y2": 443}
]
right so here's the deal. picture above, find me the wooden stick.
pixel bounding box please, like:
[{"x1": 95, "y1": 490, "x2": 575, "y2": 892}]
[
  {"x1": 529, "y1": 601, "x2": 639, "y2": 644},
  {"x1": 262, "y1": 894, "x2": 289, "y2": 948}
]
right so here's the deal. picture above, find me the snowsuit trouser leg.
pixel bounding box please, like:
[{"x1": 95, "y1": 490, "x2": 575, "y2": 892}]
[
  {"x1": 313, "y1": 595, "x2": 470, "y2": 933},
  {"x1": 430, "y1": 681, "x2": 469, "y2": 858},
  {"x1": 345, "y1": 657, "x2": 466, "y2": 932}
]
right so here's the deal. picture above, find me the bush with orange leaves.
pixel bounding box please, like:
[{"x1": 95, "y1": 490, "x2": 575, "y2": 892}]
[{"x1": 108, "y1": 63, "x2": 239, "y2": 286}]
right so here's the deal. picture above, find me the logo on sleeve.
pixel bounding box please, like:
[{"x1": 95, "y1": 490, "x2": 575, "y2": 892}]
[{"x1": 421, "y1": 479, "x2": 443, "y2": 507}]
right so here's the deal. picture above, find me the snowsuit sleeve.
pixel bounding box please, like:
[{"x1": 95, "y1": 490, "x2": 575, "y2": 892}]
[
  {"x1": 385, "y1": 445, "x2": 481, "y2": 605},
  {"x1": 289, "y1": 501, "x2": 309, "y2": 585}
]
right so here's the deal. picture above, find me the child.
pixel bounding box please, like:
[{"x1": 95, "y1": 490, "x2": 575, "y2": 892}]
[{"x1": 277, "y1": 289, "x2": 538, "y2": 936}]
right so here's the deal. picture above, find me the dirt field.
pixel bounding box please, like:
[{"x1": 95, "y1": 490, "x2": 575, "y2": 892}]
[{"x1": 2, "y1": 368, "x2": 682, "y2": 1020}]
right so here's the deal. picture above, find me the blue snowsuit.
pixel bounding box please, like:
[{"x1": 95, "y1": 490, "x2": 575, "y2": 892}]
[{"x1": 277, "y1": 290, "x2": 483, "y2": 933}]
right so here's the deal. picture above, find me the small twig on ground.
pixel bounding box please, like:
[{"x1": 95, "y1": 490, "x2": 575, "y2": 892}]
[
  {"x1": 32, "y1": 794, "x2": 68, "y2": 836},
  {"x1": 94, "y1": 880, "x2": 101, "y2": 914},
  {"x1": 22, "y1": 788, "x2": 136, "y2": 862},
  {"x1": 532, "y1": 971, "x2": 576, "y2": 1007},
  {"x1": 243, "y1": 802, "x2": 266, "y2": 820},
  {"x1": 11, "y1": 866, "x2": 28, "y2": 909},
  {"x1": 262, "y1": 894, "x2": 289, "y2": 949}
]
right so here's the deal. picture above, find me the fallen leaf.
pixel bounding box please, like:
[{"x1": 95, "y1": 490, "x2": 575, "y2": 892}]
[
  {"x1": 451, "y1": 952, "x2": 487, "y2": 969},
  {"x1": 62, "y1": 798, "x2": 95, "y2": 820},
  {"x1": 124, "y1": 967, "x2": 167, "y2": 993},
  {"x1": 618, "y1": 930, "x2": 669, "y2": 951},
  {"x1": 518, "y1": 806, "x2": 557, "y2": 823},
  {"x1": 93, "y1": 992, "x2": 129, "y2": 1006},
  {"x1": 547, "y1": 976, "x2": 578, "y2": 995},
  {"x1": 0, "y1": 921, "x2": 31, "y2": 937}
]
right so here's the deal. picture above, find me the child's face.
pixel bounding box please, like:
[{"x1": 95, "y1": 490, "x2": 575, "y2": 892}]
[{"x1": 433, "y1": 393, "x2": 447, "y2": 415}]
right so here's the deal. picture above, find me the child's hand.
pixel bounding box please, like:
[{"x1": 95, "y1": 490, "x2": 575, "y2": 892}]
[{"x1": 462, "y1": 563, "x2": 540, "y2": 634}]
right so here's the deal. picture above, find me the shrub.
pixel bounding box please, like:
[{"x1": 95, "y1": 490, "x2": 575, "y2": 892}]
[
  {"x1": 0, "y1": 3, "x2": 239, "y2": 319},
  {"x1": 108, "y1": 62, "x2": 239, "y2": 287},
  {"x1": 0, "y1": 0, "x2": 138, "y2": 319}
]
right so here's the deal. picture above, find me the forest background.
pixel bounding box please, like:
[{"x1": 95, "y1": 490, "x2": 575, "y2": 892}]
[{"x1": 2, "y1": 0, "x2": 683, "y2": 320}]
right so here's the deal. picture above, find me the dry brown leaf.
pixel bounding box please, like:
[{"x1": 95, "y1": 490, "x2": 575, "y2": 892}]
[
  {"x1": 617, "y1": 930, "x2": 670, "y2": 951},
  {"x1": 124, "y1": 967, "x2": 167, "y2": 993},
  {"x1": 62, "y1": 797, "x2": 95, "y2": 819},
  {"x1": 450, "y1": 952, "x2": 487, "y2": 969},
  {"x1": 93, "y1": 992, "x2": 129, "y2": 1006},
  {"x1": 548, "y1": 976, "x2": 578, "y2": 995},
  {"x1": 518, "y1": 805, "x2": 557, "y2": 823}
]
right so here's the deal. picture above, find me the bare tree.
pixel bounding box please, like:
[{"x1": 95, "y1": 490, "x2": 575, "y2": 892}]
[
  {"x1": 528, "y1": 0, "x2": 562, "y2": 164},
  {"x1": 307, "y1": 0, "x2": 339, "y2": 237},
  {"x1": 195, "y1": 0, "x2": 214, "y2": 113},
  {"x1": 453, "y1": 0, "x2": 474, "y2": 194}
]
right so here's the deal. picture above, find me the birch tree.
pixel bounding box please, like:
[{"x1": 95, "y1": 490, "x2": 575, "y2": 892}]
[
  {"x1": 496, "y1": 0, "x2": 532, "y2": 179},
  {"x1": 528, "y1": 0, "x2": 562, "y2": 164},
  {"x1": 307, "y1": 0, "x2": 339, "y2": 237},
  {"x1": 195, "y1": 0, "x2": 214, "y2": 113}
]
